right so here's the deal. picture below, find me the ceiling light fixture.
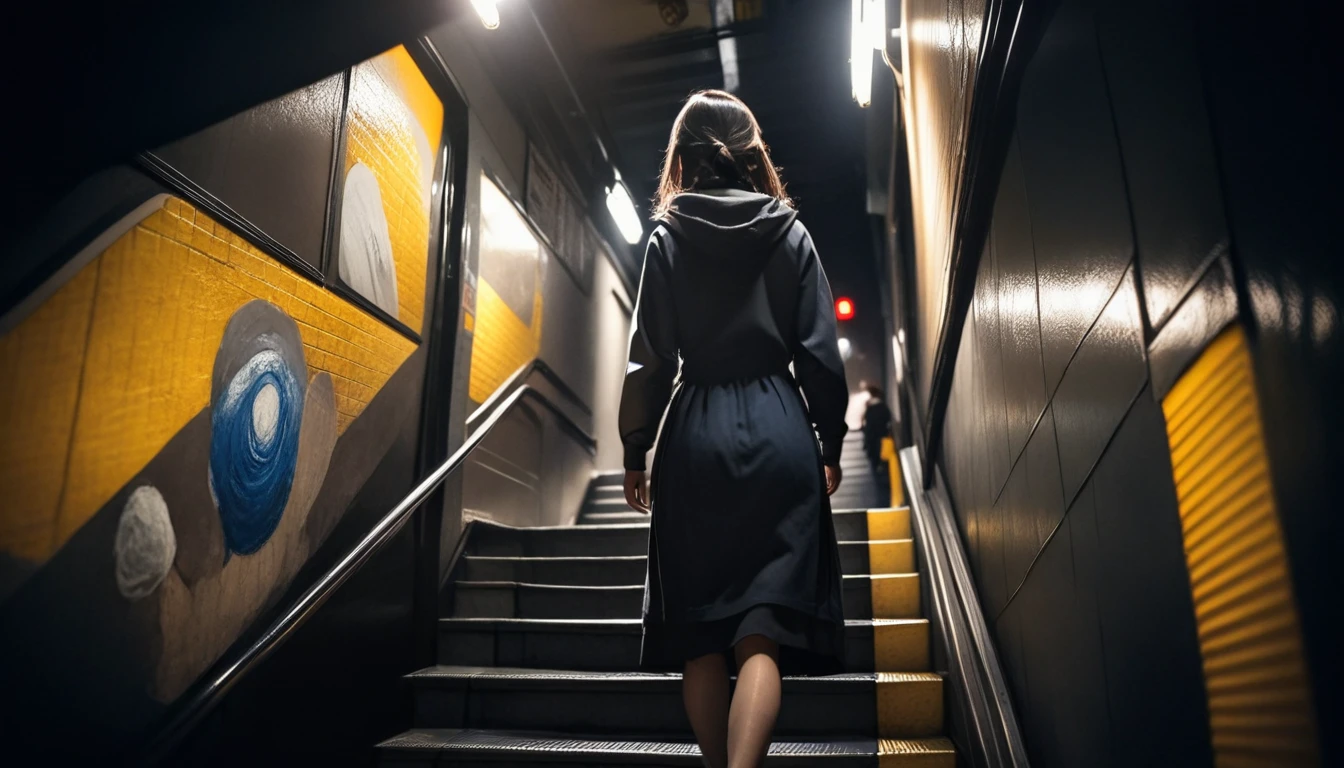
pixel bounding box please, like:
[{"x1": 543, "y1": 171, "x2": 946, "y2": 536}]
[
  {"x1": 606, "y1": 180, "x2": 644, "y2": 245},
  {"x1": 851, "y1": 0, "x2": 885, "y2": 106},
  {"x1": 851, "y1": 0, "x2": 871, "y2": 107},
  {"x1": 471, "y1": 0, "x2": 500, "y2": 30}
]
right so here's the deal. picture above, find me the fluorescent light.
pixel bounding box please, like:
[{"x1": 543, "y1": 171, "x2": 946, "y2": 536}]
[
  {"x1": 606, "y1": 181, "x2": 643, "y2": 245},
  {"x1": 893, "y1": 335, "x2": 904, "y2": 383},
  {"x1": 471, "y1": 0, "x2": 500, "y2": 30},
  {"x1": 867, "y1": 0, "x2": 886, "y2": 49},
  {"x1": 712, "y1": 0, "x2": 740, "y2": 92},
  {"x1": 851, "y1": 0, "x2": 872, "y2": 106}
]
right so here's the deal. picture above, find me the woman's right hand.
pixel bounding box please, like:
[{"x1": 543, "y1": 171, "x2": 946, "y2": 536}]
[
  {"x1": 824, "y1": 464, "x2": 842, "y2": 496},
  {"x1": 625, "y1": 470, "x2": 651, "y2": 513}
]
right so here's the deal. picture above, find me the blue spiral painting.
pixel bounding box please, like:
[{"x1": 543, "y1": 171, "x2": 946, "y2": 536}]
[{"x1": 210, "y1": 303, "x2": 308, "y2": 556}]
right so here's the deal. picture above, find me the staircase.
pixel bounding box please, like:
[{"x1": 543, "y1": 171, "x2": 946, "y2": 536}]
[
  {"x1": 378, "y1": 470, "x2": 955, "y2": 765},
  {"x1": 830, "y1": 432, "x2": 885, "y2": 512}
]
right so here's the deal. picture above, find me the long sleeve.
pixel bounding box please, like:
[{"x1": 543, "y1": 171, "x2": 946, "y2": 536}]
[
  {"x1": 792, "y1": 228, "x2": 849, "y2": 465},
  {"x1": 619, "y1": 233, "x2": 679, "y2": 471}
]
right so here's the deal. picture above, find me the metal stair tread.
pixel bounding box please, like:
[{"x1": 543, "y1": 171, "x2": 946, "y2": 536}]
[
  {"x1": 464, "y1": 555, "x2": 647, "y2": 562},
  {"x1": 457, "y1": 580, "x2": 644, "y2": 590},
  {"x1": 477, "y1": 520, "x2": 651, "y2": 533},
  {"x1": 407, "y1": 665, "x2": 942, "y2": 695},
  {"x1": 440, "y1": 617, "x2": 929, "y2": 629},
  {"x1": 379, "y1": 728, "x2": 954, "y2": 759},
  {"x1": 458, "y1": 575, "x2": 912, "y2": 587}
]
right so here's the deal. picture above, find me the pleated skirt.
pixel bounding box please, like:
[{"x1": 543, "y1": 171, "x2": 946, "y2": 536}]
[{"x1": 639, "y1": 373, "x2": 846, "y2": 674}]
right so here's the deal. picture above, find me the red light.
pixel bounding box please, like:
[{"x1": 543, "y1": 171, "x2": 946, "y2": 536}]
[{"x1": 835, "y1": 297, "x2": 855, "y2": 321}]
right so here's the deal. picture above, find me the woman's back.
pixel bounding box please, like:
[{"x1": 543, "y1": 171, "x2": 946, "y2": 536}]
[
  {"x1": 657, "y1": 188, "x2": 799, "y2": 383},
  {"x1": 616, "y1": 88, "x2": 849, "y2": 768}
]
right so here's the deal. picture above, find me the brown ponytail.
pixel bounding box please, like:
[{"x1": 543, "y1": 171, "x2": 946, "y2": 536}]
[{"x1": 653, "y1": 90, "x2": 791, "y2": 219}]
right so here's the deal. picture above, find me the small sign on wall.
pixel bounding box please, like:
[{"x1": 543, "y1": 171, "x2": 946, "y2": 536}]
[
  {"x1": 525, "y1": 144, "x2": 559, "y2": 243},
  {"x1": 525, "y1": 142, "x2": 592, "y2": 292}
]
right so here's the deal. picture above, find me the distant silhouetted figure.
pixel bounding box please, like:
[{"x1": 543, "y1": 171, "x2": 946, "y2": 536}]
[
  {"x1": 861, "y1": 385, "x2": 893, "y2": 504},
  {"x1": 619, "y1": 89, "x2": 848, "y2": 768}
]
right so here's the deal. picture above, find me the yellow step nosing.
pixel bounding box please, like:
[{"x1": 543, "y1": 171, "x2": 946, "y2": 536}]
[
  {"x1": 876, "y1": 671, "x2": 942, "y2": 683},
  {"x1": 867, "y1": 508, "x2": 913, "y2": 540},
  {"x1": 862, "y1": 572, "x2": 919, "y2": 581},
  {"x1": 876, "y1": 669, "x2": 944, "y2": 738},
  {"x1": 872, "y1": 617, "x2": 931, "y2": 672},
  {"x1": 878, "y1": 737, "x2": 956, "y2": 753},
  {"x1": 877, "y1": 737, "x2": 956, "y2": 767}
]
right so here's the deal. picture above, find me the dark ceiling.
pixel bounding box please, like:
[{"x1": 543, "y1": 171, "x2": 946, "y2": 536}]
[
  {"x1": 549, "y1": 0, "x2": 888, "y2": 385},
  {"x1": 557, "y1": 0, "x2": 871, "y2": 222}
]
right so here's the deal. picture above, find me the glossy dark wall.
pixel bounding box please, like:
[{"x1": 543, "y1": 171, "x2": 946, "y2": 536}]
[
  {"x1": 900, "y1": 0, "x2": 988, "y2": 411},
  {"x1": 154, "y1": 72, "x2": 346, "y2": 271},
  {"x1": 938, "y1": 0, "x2": 1245, "y2": 763},
  {"x1": 1194, "y1": 0, "x2": 1342, "y2": 756}
]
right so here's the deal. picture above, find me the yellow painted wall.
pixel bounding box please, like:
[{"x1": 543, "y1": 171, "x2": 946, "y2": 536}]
[
  {"x1": 345, "y1": 45, "x2": 444, "y2": 333},
  {"x1": 469, "y1": 278, "x2": 543, "y2": 403},
  {"x1": 0, "y1": 197, "x2": 418, "y2": 564}
]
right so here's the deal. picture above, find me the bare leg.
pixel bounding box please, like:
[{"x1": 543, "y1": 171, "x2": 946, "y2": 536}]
[
  {"x1": 683, "y1": 652, "x2": 731, "y2": 768},
  {"x1": 728, "y1": 634, "x2": 782, "y2": 768}
]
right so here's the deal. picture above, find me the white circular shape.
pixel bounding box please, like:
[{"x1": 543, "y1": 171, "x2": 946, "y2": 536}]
[
  {"x1": 837, "y1": 337, "x2": 853, "y2": 362},
  {"x1": 114, "y1": 485, "x2": 177, "y2": 600},
  {"x1": 339, "y1": 162, "x2": 399, "y2": 318},
  {"x1": 252, "y1": 382, "x2": 280, "y2": 446}
]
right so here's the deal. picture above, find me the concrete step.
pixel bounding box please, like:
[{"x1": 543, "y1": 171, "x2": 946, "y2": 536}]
[
  {"x1": 451, "y1": 574, "x2": 919, "y2": 621},
  {"x1": 438, "y1": 618, "x2": 930, "y2": 673},
  {"x1": 377, "y1": 729, "x2": 956, "y2": 766},
  {"x1": 459, "y1": 540, "x2": 906, "y2": 586},
  {"x1": 838, "y1": 539, "x2": 915, "y2": 575},
  {"x1": 407, "y1": 666, "x2": 944, "y2": 740},
  {"x1": 469, "y1": 522, "x2": 650, "y2": 558},
  {"x1": 462, "y1": 555, "x2": 647, "y2": 586},
  {"x1": 579, "y1": 510, "x2": 646, "y2": 525},
  {"x1": 831, "y1": 508, "x2": 910, "y2": 541}
]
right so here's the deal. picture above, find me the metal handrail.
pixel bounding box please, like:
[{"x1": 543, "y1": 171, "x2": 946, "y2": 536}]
[
  {"x1": 468, "y1": 357, "x2": 592, "y2": 426},
  {"x1": 901, "y1": 445, "x2": 1029, "y2": 768},
  {"x1": 137, "y1": 383, "x2": 596, "y2": 762}
]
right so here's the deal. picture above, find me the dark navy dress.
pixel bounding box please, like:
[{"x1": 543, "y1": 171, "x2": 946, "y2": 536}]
[{"x1": 618, "y1": 187, "x2": 850, "y2": 674}]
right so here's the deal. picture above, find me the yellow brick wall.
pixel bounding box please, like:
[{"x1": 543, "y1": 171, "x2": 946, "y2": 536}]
[
  {"x1": 468, "y1": 278, "x2": 543, "y2": 403},
  {"x1": 344, "y1": 45, "x2": 444, "y2": 333},
  {"x1": 0, "y1": 197, "x2": 418, "y2": 563}
]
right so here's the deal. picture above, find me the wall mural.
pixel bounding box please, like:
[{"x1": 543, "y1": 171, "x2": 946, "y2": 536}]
[
  {"x1": 0, "y1": 44, "x2": 443, "y2": 741},
  {"x1": 340, "y1": 45, "x2": 444, "y2": 328}
]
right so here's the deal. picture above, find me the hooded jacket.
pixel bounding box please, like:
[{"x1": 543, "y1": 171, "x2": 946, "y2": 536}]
[{"x1": 619, "y1": 187, "x2": 850, "y2": 469}]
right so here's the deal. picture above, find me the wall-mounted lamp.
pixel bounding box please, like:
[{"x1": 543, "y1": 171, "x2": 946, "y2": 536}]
[
  {"x1": 471, "y1": 0, "x2": 500, "y2": 30},
  {"x1": 851, "y1": 0, "x2": 886, "y2": 106},
  {"x1": 606, "y1": 179, "x2": 644, "y2": 245}
]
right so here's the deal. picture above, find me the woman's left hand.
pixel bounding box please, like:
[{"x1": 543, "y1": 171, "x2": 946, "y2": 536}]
[
  {"x1": 824, "y1": 464, "x2": 842, "y2": 496},
  {"x1": 625, "y1": 470, "x2": 651, "y2": 513}
]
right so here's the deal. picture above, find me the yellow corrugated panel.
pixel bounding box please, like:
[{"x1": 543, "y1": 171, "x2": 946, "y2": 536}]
[{"x1": 1162, "y1": 325, "x2": 1319, "y2": 766}]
